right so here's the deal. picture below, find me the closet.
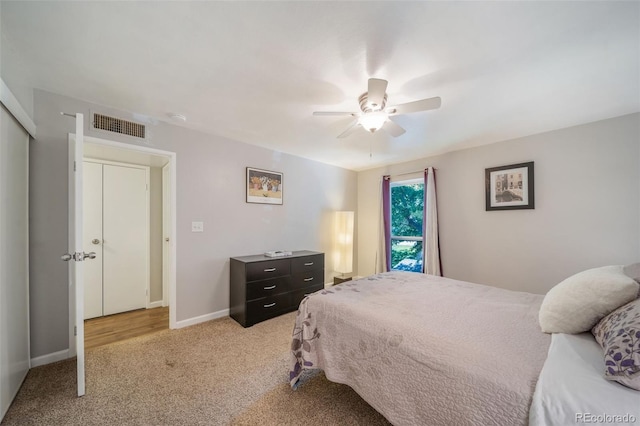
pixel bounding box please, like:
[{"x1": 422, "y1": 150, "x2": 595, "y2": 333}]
[
  {"x1": 83, "y1": 160, "x2": 149, "y2": 319},
  {"x1": 0, "y1": 105, "x2": 30, "y2": 421}
]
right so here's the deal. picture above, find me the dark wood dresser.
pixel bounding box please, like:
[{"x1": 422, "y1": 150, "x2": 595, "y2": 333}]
[{"x1": 229, "y1": 250, "x2": 324, "y2": 327}]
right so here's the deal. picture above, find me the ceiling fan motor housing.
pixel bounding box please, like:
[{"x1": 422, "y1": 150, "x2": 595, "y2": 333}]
[{"x1": 358, "y1": 92, "x2": 387, "y2": 113}]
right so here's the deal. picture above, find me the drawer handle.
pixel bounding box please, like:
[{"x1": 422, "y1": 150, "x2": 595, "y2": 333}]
[
  {"x1": 263, "y1": 285, "x2": 276, "y2": 290},
  {"x1": 264, "y1": 268, "x2": 276, "y2": 272},
  {"x1": 263, "y1": 302, "x2": 276, "y2": 308},
  {"x1": 304, "y1": 262, "x2": 314, "y2": 266},
  {"x1": 304, "y1": 277, "x2": 314, "y2": 282}
]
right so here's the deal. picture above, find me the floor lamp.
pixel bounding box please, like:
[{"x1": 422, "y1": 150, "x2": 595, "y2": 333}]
[{"x1": 333, "y1": 211, "x2": 354, "y2": 285}]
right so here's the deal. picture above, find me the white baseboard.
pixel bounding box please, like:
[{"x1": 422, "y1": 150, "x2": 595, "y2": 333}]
[
  {"x1": 175, "y1": 308, "x2": 230, "y2": 329},
  {"x1": 31, "y1": 349, "x2": 69, "y2": 368},
  {"x1": 32, "y1": 311, "x2": 230, "y2": 367},
  {"x1": 147, "y1": 301, "x2": 163, "y2": 309}
]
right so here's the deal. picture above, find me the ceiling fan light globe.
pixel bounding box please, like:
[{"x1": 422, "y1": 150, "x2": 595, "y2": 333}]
[{"x1": 359, "y1": 112, "x2": 387, "y2": 132}]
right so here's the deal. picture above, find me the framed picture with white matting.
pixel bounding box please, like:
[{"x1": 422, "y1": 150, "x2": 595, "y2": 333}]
[
  {"x1": 485, "y1": 162, "x2": 534, "y2": 211},
  {"x1": 246, "y1": 167, "x2": 283, "y2": 205}
]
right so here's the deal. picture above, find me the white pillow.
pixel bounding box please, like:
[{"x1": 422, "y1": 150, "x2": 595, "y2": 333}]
[{"x1": 539, "y1": 265, "x2": 639, "y2": 334}]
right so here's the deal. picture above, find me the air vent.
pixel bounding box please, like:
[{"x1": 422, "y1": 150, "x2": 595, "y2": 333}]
[{"x1": 93, "y1": 113, "x2": 145, "y2": 139}]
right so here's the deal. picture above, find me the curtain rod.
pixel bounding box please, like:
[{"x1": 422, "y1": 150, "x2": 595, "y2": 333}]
[{"x1": 388, "y1": 167, "x2": 437, "y2": 178}]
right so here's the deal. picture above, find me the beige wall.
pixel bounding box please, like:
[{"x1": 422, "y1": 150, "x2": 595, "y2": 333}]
[{"x1": 358, "y1": 113, "x2": 640, "y2": 295}]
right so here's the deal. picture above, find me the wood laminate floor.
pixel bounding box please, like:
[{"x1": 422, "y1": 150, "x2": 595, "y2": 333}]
[{"x1": 84, "y1": 307, "x2": 169, "y2": 350}]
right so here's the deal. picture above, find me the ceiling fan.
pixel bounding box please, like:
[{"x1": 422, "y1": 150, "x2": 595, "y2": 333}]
[{"x1": 313, "y1": 78, "x2": 441, "y2": 138}]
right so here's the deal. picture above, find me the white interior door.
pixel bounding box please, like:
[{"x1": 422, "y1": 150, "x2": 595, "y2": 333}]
[
  {"x1": 102, "y1": 164, "x2": 148, "y2": 315},
  {"x1": 65, "y1": 113, "x2": 90, "y2": 397},
  {"x1": 83, "y1": 161, "x2": 103, "y2": 320}
]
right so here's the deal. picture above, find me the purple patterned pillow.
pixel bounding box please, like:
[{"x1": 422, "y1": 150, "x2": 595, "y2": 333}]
[{"x1": 592, "y1": 297, "x2": 640, "y2": 390}]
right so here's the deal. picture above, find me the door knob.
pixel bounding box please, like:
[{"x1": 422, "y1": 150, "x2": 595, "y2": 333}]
[
  {"x1": 92, "y1": 239, "x2": 100, "y2": 245},
  {"x1": 61, "y1": 252, "x2": 95, "y2": 262}
]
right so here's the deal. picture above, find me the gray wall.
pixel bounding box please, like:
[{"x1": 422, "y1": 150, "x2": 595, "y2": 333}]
[
  {"x1": 0, "y1": 27, "x2": 34, "y2": 119},
  {"x1": 358, "y1": 113, "x2": 640, "y2": 295},
  {"x1": 30, "y1": 89, "x2": 357, "y2": 358}
]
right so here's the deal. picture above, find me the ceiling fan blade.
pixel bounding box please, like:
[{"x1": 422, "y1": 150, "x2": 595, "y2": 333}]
[
  {"x1": 389, "y1": 96, "x2": 441, "y2": 115},
  {"x1": 312, "y1": 111, "x2": 357, "y2": 116},
  {"x1": 367, "y1": 78, "x2": 388, "y2": 110},
  {"x1": 337, "y1": 120, "x2": 361, "y2": 139},
  {"x1": 382, "y1": 119, "x2": 406, "y2": 137}
]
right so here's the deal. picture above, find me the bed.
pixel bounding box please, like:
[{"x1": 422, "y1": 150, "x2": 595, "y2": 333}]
[
  {"x1": 289, "y1": 271, "x2": 640, "y2": 425},
  {"x1": 530, "y1": 333, "x2": 640, "y2": 425}
]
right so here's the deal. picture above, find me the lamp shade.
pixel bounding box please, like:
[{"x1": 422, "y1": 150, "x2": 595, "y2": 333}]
[{"x1": 333, "y1": 211, "x2": 354, "y2": 274}]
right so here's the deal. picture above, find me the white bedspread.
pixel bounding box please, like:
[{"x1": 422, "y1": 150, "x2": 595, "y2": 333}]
[
  {"x1": 289, "y1": 271, "x2": 551, "y2": 426},
  {"x1": 530, "y1": 333, "x2": 640, "y2": 426}
]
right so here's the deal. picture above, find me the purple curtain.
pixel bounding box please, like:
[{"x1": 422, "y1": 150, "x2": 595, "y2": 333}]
[{"x1": 382, "y1": 175, "x2": 391, "y2": 271}]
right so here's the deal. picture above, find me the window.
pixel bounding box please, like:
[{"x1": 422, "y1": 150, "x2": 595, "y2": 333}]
[{"x1": 390, "y1": 179, "x2": 424, "y2": 272}]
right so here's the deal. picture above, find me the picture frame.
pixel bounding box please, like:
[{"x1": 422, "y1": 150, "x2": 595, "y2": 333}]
[
  {"x1": 246, "y1": 167, "x2": 283, "y2": 205},
  {"x1": 485, "y1": 162, "x2": 534, "y2": 211}
]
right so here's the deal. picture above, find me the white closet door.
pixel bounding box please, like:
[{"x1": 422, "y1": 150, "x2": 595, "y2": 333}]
[
  {"x1": 0, "y1": 105, "x2": 30, "y2": 418},
  {"x1": 83, "y1": 162, "x2": 103, "y2": 320},
  {"x1": 103, "y1": 164, "x2": 147, "y2": 315}
]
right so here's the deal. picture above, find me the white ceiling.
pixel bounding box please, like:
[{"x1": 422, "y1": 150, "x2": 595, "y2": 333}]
[{"x1": 2, "y1": 1, "x2": 638, "y2": 171}]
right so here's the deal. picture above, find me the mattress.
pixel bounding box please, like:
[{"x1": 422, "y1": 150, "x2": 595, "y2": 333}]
[{"x1": 530, "y1": 332, "x2": 640, "y2": 426}]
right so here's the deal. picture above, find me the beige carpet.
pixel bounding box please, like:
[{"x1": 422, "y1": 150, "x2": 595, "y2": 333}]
[{"x1": 1, "y1": 312, "x2": 390, "y2": 426}]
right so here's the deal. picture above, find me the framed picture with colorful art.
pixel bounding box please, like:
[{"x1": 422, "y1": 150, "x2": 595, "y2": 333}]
[
  {"x1": 485, "y1": 162, "x2": 534, "y2": 211},
  {"x1": 246, "y1": 167, "x2": 283, "y2": 205}
]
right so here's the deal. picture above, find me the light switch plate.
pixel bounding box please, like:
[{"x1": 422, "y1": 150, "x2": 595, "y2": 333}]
[{"x1": 191, "y1": 221, "x2": 204, "y2": 232}]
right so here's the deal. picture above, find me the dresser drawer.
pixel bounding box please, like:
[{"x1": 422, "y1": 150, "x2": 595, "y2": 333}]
[
  {"x1": 291, "y1": 269, "x2": 324, "y2": 290},
  {"x1": 246, "y1": 276, "x2": 291, "y2": 300},
  {"x1": 246, "y1": 292, "x2": 292, "y2": 325},
  {"x1": 291, "y1": 254, "x2": 324, "y2": 274},
  {"x1": 292, "y1": 283, "x2": 324, "y2": 308},
  {"x1": 246, "y1": 258, "x2": 290, "y2": 281}
]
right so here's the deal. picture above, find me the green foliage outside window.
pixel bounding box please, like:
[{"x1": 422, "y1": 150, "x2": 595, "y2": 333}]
[{"x1": 390, "y1": 183, "x2": 424, "y2": 269}]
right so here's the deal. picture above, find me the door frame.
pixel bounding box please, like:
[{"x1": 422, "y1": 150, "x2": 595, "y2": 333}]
[
  {"x1": 162, "y1": 163, "x2": 171, "y2": 308},
  {"x1": 69, "y1": 136, "x2": 178, "y2": 359}
]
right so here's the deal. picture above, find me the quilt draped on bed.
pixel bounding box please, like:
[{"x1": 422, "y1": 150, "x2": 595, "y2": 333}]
[{"x1": 289, "y1": 271, "x2": 551, "y2": 426}]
